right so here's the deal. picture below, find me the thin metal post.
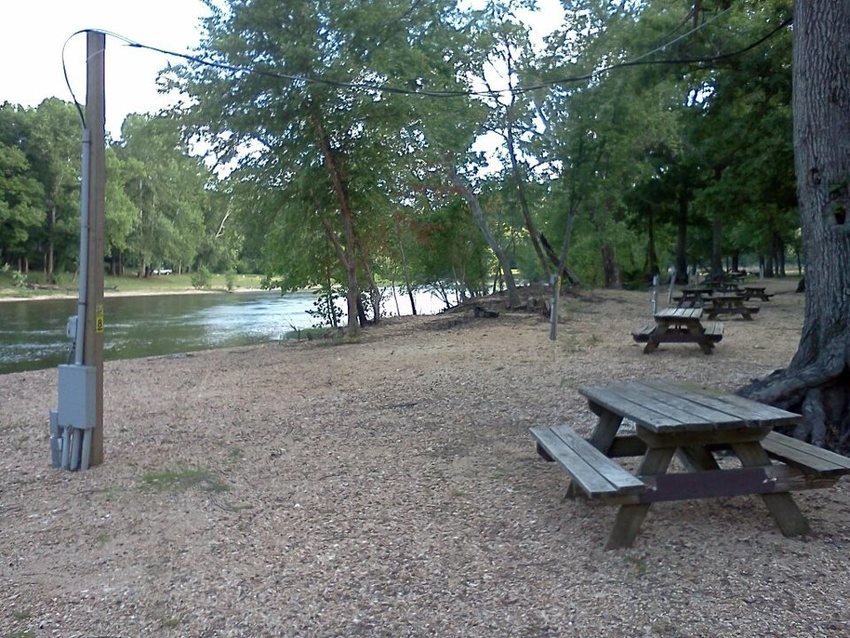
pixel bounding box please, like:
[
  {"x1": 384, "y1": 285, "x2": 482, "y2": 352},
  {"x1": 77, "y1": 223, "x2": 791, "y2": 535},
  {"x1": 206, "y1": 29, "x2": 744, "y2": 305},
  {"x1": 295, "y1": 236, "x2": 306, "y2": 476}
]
[{"x1": 549, "y1": 274, "x2": 560, "y2": 341}]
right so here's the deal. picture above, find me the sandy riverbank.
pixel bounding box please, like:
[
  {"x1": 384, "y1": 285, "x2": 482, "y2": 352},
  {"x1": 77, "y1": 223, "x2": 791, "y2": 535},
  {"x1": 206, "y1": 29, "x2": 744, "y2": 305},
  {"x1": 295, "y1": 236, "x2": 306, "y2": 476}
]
[{"x1": 2, "y1": 278, "x2": 848, "y2": 637}]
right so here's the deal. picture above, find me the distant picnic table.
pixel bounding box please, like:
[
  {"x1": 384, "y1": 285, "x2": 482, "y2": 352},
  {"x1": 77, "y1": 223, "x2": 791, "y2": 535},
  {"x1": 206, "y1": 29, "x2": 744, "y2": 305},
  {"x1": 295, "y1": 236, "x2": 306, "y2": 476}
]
[
  {"x1": 530, "y1": 381, "x2": 850, "y2": 549},
  {"x1": 632, "y1": 307, "x2": 723, "y2": 354},
  {"x1": 705, "y1": 292, "x2": 760, "y2": 320}
]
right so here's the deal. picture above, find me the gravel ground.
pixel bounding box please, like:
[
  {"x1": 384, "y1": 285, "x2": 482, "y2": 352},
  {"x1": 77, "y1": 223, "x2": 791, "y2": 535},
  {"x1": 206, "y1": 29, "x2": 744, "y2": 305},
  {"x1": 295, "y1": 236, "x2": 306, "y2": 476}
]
[{"x1": 2, "y1": 279, "x2": 849, "y2": 638}]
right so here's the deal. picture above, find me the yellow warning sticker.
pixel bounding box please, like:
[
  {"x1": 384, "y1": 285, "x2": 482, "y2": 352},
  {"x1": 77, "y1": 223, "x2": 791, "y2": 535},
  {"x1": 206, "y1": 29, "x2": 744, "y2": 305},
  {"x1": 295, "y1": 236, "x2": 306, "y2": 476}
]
[{"x1": 95, "y1": 304, "x2": 104, "y2": 333}]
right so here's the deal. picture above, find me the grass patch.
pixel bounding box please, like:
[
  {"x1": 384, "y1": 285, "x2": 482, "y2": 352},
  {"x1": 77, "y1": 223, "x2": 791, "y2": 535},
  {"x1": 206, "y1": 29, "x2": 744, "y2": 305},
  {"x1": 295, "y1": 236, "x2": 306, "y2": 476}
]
[
  {"x1": 11, "y1": 608, "x2": 31, "y2": 621},
  {"x1": 139, "y1": 468, "x2": 229, "y2": 494},
  {"x1": 624, "y1": 554, "x2": 648, "y2": 577},
  {"x1": 0, "y1": 271, "x2": 264, "y2": 298},
  {"x1": 281, "y1": 326, "x2": 335, "y2": 341},
  {"x1": 159, "y1": 616, "x2": 183, "y2": 629}
]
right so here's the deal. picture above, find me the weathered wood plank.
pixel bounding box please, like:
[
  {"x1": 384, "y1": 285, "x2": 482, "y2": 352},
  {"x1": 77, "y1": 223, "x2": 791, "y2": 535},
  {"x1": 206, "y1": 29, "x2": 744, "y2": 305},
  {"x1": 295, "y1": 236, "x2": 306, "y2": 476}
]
[
  {"x1": 610, "y1": 383, "x2": 744, "y2": 428},
  {"x1": 530, "y1": 425, "x2": 646, "y2": 498},
  {"x1": 761, "y1": 431, "x2": 850, "y2": 475},
  {"x1": 580, "y1": 385, "x2": 687, "y2": 430},
  {"x1": 604, "y1": 466, "x2": 838, "y2": 505},
  {"x1": 640, "y1": 381, "x2": 801, "y2": 427}
]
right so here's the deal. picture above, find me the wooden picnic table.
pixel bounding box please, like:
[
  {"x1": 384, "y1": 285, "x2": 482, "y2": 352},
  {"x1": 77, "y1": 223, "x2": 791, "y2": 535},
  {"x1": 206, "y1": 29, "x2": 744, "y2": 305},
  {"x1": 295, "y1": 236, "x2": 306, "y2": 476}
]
[
  {"x1": 672, "y1": 289, "x2": 709, "y2": 308},
  {"x1": 742, "y1": 285, "x2": 774, "y2": 301},
  {"x1": 705, "y1": 292, "x2": 759, "y2": 320},
  {"x1": 530, "y1": 380, "x2": 850, "y2": 549},
  {"x1": 632, "y1": 307, "x2": 723, "y2": 354}
]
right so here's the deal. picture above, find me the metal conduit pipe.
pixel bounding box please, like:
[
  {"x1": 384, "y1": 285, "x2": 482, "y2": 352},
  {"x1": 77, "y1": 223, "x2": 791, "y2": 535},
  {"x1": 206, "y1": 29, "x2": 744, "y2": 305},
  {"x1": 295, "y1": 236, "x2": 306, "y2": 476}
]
[
  {"x1": 76, "y1": 129, "x2": 94, "y2": 471},
  {"x1": 75, "y1": 129, "x2": 91, "y2": 366}
]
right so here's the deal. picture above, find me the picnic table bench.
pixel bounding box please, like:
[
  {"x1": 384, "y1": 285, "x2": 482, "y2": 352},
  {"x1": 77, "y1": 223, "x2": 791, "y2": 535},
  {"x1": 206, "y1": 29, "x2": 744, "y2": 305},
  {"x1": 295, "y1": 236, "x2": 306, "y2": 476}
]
[
  {"x1": 632, "y1": 307, "x2": 723, "y2": 354},
  {"x1": 530, "y1": 380, "x2": 850, "y2": 549},
  {"x1": 705, "y1": 292, "x2": 760, "y2": 320}
]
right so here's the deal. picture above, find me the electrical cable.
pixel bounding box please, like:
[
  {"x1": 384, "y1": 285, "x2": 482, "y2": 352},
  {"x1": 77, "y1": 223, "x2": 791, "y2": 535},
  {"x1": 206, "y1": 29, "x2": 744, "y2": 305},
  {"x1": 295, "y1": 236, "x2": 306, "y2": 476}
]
[
  {"x1": 60, "y1": 10, "x2": 791, "y2": 105},
  {"x1": 61, "y1": 30, "x2": 88, "y2": 127}
]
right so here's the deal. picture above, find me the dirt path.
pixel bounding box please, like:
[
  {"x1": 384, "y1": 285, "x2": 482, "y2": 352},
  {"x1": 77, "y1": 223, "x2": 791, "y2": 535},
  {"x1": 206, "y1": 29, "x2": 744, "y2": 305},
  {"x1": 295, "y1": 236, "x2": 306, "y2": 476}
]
[{"x1": 2, "y1": 279, "x2": 848, "y2": 637}]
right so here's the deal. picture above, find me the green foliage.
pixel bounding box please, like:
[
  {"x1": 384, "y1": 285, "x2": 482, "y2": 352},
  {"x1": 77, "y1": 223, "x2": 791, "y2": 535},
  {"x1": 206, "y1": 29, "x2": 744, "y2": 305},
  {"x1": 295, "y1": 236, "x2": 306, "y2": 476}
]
[
  {"x1": 10, "y1": 270, "x2": 27, "y2": 288},
  {"x1": 0, "y1": 1, "x2": 801, "y2": 296},
  {"x1": 306, "y1": 286, "x2": 344, "y2": 328},
  {"x1": 191, "y1": 265, "x2": 212, "y2": 289}
]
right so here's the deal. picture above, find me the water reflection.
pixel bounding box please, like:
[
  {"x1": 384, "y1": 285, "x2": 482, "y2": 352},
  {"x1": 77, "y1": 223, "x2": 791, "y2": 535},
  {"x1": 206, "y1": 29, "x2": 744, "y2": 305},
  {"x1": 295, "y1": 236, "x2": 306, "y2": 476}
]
[{"x1": 0, "y1": 289, "x2": 445, "y2": 375}]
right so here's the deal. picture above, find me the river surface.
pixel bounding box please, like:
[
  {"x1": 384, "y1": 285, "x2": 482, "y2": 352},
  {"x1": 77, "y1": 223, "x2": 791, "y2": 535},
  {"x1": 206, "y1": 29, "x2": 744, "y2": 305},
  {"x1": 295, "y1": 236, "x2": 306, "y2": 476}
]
[{"x1": 0, "y1": 289, "x2": 446, "y2": 375}]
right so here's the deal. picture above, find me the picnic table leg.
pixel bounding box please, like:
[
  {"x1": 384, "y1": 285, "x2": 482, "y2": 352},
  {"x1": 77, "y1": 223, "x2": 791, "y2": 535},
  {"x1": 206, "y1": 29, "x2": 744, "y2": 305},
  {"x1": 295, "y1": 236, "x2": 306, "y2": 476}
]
[
  {"x1": 690, "y1": 324, "x2": 715, "y2": 355},
  {"x1": 732, "y1": 442, "x2": 811, "y2": 537},
  {"x1": 677, "y1": 445, "x2": 720, "y2": 471},
  {"x1": 605, "y1": 446, "x2": 675, "y2": 549},
  {"x1": 588, "y1": 410, "x2": 623, "y2": 453}
]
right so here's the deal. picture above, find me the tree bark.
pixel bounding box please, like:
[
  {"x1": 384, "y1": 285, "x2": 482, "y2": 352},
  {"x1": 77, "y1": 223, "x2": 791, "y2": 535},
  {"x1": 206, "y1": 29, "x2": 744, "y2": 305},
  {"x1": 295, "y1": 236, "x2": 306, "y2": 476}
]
[
  {"x1": 710, "y1": 211, "x2": 723, "y2": 278},
  {"x1": 739, "y1": 2, "x2": 850, "y2": 451},
  {"x1": 505, "y1": 110, "x2": 549, "y2": 279},
  {"x1": 600, "y1": 243, "x2": 621, "y2": 289},
  {"x1": 675, "y1": 190, "x2": 689, "y2": 285},
  {"x1": 448, "y1": 168, "x2": 521, "y2": 308},
  {"x1": 311, "y1": 108, "x2": 361, "y2": 333}
]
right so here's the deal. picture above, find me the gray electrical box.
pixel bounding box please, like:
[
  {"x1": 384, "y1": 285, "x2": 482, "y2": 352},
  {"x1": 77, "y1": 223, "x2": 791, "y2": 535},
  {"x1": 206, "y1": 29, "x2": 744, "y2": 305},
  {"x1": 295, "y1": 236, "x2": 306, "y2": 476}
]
[
  {"x1": 65, "y1": 315, "x2": 78, "y2": 340},
  {"x1": 57, "y1": 364, "x2": 96, "y2": 429}
]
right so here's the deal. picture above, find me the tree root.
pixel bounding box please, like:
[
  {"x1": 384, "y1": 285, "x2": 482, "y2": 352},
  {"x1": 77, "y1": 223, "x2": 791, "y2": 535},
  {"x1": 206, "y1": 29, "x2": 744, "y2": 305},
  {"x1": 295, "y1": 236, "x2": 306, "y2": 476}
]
[{"x1": 739, "y1": 358, "x2": 850, "y2": 452}]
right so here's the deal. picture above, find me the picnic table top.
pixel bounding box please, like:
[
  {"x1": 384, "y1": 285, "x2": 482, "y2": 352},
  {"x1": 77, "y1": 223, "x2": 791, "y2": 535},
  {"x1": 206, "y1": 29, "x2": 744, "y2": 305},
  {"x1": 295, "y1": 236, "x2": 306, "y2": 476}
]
[
  {"x1": 578, "y1": 380, "x2": 800, "y2": 434},
  {"x1": 654, "y1": 307, "x2": 703, "y2": 321}
]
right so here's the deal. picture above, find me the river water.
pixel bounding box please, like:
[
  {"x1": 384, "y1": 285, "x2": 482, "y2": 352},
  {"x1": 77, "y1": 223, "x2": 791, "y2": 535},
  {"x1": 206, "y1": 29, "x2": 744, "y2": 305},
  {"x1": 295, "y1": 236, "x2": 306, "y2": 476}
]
[{"x1": 0, "y1": 289, "x2": 446, "y2": 375}]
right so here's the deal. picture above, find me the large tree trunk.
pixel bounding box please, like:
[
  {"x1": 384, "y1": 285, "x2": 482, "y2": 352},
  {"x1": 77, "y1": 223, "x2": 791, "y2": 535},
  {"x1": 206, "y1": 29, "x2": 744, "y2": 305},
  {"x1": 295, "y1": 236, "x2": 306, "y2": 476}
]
[{"x1": 739, "y1": 2, "x2": 850, "y2": 451}]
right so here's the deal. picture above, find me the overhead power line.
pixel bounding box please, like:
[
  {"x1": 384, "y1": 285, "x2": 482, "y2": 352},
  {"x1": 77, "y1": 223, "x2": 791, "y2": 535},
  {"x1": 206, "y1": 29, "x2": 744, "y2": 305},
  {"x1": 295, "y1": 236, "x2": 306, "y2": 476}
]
[{"x1": 61, "y1": 12, "x2": 792, "y2": 111}]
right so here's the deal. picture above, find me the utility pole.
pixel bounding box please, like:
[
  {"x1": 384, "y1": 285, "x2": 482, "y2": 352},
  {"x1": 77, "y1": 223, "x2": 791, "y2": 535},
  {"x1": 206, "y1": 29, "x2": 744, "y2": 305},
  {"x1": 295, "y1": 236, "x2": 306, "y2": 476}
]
[
  {"x1": 49, "y1": 31, "x2": 105, "y2": 470},
  {"x1": 85, "y1": 31, "x2": 106, "y2": 466}
]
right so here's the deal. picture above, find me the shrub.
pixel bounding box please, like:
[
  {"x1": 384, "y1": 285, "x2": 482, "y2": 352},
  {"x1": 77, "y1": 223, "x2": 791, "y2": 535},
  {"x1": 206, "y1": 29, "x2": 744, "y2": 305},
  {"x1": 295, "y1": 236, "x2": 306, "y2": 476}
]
[{"x1": 191, "y1": 266, "x2": 212, "y2": 290}]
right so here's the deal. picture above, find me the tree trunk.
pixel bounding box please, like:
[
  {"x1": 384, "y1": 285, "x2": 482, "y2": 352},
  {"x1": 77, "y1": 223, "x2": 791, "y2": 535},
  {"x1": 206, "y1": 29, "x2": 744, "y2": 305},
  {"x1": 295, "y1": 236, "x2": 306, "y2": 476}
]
[
  {"x1": 448, "y1": 168, "x2": 521, "y2": 308},
  {"x1": 739, "y1": 2, "x2": 850, "y2": 451},
  {"x1": 505, "y1": 113, "x2": 549, "y2": 279},
  {"x1": 646, "y1": 208, "x2": 659, "y2": 280},
  {"x1": 675, "y1": 191, "x2": 689, "y2": 285},
  {"x1": 393, "y1": 213, "x2": 417, "y2": 316},
  {"x1": 600, "y1": 243, "x2": 621, "y2": 289},
  {"x1": 710, "y1": 211, "x2": 723, "y2": 277},
  {"x1": 312, "y1": 108, "x2": 361, "y2": 333},
  {"x1": 47, "y1": 204, "x2": 56, "y2": 284}
]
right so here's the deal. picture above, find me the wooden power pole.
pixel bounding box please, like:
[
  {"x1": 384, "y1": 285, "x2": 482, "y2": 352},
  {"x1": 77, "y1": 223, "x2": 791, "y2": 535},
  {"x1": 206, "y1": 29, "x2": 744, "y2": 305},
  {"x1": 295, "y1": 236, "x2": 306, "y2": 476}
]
[{"x1": 84, "y1": 31, "x2": 106, "y2": 465}]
